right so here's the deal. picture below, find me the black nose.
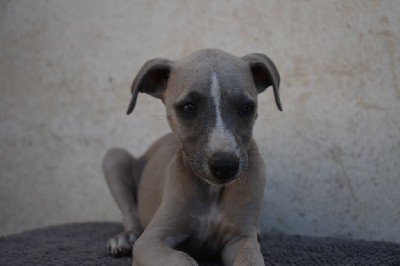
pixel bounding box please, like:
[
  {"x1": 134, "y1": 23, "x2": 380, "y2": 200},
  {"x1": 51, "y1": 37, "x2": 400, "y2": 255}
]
[{"x1": 208, "y1": 152, "x2": 239, "y2": 180}]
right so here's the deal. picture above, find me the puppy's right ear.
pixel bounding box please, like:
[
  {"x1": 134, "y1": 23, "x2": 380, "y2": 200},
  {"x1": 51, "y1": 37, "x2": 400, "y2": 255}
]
[{"x1": 126, "y1": 58, "x2": 174, "y2": 115}]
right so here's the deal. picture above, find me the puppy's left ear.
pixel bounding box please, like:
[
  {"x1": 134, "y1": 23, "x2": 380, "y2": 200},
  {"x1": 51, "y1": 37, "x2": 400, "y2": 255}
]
[
  {"x1": 242, "y1": 53, "x2": 282, "y2": 111},
  {"x1": 126, "y1": 58, "x2": 174, "y2": 115}
]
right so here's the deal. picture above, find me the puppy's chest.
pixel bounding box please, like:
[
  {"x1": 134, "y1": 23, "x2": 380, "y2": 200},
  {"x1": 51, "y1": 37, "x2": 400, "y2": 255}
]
[{"x1": 190, "y1": 201, "x2": 234, "y2": 251}]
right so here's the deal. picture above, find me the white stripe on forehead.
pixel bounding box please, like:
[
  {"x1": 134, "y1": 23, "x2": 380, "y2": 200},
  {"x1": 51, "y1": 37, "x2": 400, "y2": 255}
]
[
  {"x1": 208, "y1": 72, "x2": 239, "y2": 155},
  {"x1": 211, "y1": 73, "x2": 223, "y2": 130}
]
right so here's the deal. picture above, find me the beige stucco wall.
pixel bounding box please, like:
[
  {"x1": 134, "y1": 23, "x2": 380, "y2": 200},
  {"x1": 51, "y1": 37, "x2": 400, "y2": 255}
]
[{"x1": 1, "y1": 0, "x2": 399, "y2": 242}]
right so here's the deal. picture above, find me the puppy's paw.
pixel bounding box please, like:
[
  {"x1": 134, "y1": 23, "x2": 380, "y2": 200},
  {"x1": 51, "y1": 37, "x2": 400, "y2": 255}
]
[{"x1": 107, "y1": 231, "x2": 140, "y2": 257}]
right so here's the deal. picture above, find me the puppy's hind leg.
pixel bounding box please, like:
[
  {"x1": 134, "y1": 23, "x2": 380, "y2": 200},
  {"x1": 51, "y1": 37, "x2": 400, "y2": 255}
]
[{"x1": 103, "y1": 147, "x2": 145, "y2": 257}]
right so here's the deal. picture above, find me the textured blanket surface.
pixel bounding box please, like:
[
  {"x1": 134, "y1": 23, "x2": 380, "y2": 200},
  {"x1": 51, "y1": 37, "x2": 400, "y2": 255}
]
[{"x1": 0, "y1": 222, "x2": 399, "y2": 265}]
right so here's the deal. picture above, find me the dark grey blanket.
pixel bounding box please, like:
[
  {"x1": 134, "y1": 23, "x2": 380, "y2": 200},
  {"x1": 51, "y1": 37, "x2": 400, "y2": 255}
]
[{"x1": 0, "y1": 222, "x2": 399, "y2": 265}]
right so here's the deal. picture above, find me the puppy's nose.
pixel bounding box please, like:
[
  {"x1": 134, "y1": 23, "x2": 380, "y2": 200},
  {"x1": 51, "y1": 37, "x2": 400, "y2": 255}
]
[{"x1": 208, "y1": 152, "x2": 239, "y2": 180}]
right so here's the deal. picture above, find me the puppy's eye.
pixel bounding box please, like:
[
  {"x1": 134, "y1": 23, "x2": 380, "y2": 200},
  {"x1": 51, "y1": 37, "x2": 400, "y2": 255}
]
[
  {"x1": 175, "y1": 101, "x2": 197, "y2": 119},
  {"x1": 239, "y1": 103, "x2": 255, "y2": 115},
  {"x1": 181, "y1": 103, "x2": 195, "y2": 113}
]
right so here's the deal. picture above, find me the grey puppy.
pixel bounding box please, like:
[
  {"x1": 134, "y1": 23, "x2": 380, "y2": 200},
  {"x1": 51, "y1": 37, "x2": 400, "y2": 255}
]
[{"x1": 103, "y1": 49, "x2": 282, "y2": 265}]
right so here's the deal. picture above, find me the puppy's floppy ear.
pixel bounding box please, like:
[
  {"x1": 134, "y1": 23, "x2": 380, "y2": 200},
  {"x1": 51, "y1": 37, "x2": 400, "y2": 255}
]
[
  {"x1": 126, "y1": 58, "x2": 174, "y2": 114},
  {"x1": 242, "y1": 53, "x2": 282, "y2": 111}
]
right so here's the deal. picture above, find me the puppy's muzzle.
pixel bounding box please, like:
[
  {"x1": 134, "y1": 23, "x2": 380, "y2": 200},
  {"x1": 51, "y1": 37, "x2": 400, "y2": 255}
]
[{"x1": 208, "y1": 152, "x2": 239, "y2": 181}]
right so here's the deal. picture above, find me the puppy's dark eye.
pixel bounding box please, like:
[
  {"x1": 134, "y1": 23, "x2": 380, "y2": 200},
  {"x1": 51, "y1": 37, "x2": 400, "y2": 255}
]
[
  {"x1": 239, "y1": 103, "x2": 255, "y2": 115},
  {"x1": 182, "y1": 103, "x2": 195, "y2": 113}
]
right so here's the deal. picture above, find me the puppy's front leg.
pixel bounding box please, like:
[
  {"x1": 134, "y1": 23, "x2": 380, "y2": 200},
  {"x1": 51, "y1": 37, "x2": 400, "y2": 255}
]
[
  {"x1": 132, "y1": 229, "x2": 197, "y2": 266},
  {"x1": 222, "y1": 235, "x2": 264, "y2": 266}
]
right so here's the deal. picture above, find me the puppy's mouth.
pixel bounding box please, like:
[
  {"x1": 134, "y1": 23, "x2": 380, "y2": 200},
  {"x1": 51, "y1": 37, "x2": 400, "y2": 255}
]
[{"x1": 201, "y1": 176, "x2": 238, "y2": 187}]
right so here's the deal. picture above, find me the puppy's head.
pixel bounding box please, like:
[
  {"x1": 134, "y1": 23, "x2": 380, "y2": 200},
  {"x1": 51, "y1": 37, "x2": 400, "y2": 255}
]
[{"x1": 127, "y1": 49, "x2": 281, "y2": 186}]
